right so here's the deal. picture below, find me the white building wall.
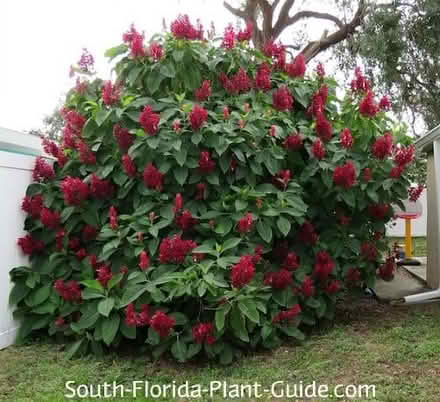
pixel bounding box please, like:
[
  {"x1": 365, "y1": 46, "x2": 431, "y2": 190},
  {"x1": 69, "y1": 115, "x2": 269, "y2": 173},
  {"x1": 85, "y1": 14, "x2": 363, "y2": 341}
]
[{"x1": 0, "y1": 127, "x2": 45, "y2": 349}]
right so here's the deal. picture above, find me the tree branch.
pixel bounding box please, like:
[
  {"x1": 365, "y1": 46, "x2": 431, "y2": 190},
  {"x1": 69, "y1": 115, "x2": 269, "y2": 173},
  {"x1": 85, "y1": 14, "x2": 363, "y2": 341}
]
[
  {"x1": 272, "y1": 0, "x2": 296, "y2": 40},
  {"x1": 300, "y1": 0, "x2": 367, "y2": 63},
  {"x1": 287, "y1": 11, "x2": 345, "y2": 29},
  {"x1": 223, "y1": 1, "x2": 247, "y2": 19}
]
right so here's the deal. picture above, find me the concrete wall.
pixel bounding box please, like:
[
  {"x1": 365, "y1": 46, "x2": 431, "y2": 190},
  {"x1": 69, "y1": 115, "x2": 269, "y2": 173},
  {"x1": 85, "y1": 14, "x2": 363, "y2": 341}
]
[
  {"x1": 0, "y1": 127, "x2": 45, "y2": 349},
  {"x1": 386, "y1": 189, "x2": 427, "y2": 237}
]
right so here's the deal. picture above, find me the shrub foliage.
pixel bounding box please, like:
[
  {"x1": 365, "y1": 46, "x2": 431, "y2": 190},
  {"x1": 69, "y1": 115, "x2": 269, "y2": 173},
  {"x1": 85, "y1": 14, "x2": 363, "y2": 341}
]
[{"x1": 11, "y1": 17, "x2": 414, "y2": 363}]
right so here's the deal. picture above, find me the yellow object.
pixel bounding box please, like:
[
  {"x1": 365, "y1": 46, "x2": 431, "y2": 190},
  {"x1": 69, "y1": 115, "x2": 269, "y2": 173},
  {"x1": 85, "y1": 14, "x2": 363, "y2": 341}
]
[{"x1": 405, "y1": 218, "x2": 412, "y2": 258}]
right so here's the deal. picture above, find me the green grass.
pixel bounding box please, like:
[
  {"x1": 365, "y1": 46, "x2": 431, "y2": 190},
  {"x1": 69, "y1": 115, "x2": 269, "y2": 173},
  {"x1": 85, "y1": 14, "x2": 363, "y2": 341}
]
[
  {"x1": 388, "y1": 236, "x2": 427, "y2": 257},
  {"x1": 2, "y1": 298, "x2": 440, "y2": 401}
]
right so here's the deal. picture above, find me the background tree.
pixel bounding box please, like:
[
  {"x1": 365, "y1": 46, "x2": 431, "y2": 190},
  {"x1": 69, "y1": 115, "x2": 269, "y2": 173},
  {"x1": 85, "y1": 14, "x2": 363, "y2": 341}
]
[{"x1": 28, "y1": 104, "x2": 64, "y2": 142}]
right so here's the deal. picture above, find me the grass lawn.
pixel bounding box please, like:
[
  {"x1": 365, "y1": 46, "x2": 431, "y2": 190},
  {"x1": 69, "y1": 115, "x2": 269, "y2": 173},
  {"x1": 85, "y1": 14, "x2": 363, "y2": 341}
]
[
  {"x1": 387, "y1": 236, "x2": 427, "y2": 257},
  {"x1": 2, "y1": 297, "x2": 440, "y2": 401}
]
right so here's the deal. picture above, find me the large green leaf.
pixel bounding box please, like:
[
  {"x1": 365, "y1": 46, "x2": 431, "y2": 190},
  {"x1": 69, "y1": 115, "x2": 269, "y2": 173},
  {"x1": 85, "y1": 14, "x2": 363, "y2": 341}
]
[{"x1": 102, "y1": 313, "x2": 120, "y2": 345}]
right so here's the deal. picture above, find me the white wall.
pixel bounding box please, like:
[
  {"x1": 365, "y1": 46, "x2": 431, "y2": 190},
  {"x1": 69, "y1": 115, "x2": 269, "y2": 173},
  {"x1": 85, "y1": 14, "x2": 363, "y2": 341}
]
[
  {"x1": 386, "y1": 190, "x2": 427, "y2": 237},
  {"x1": 0, "y1": 127, "x2": 45, "y2": 349}
]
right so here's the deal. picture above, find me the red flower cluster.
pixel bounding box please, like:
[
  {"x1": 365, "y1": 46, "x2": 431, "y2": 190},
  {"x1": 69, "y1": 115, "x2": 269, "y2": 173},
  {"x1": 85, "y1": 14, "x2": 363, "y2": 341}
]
[
  {"x1": 359, "y1": 91, "x2": 379, "y2": 118},
  {"x1": 237, "y1": 212, "x2": 253, "y2": 234},
  {"x1": 231, "y1": 255, "x2": 255, "y2": 288},
  {"x1": 32, "y1": 157, "x2": 55, "y2": 182},
  {"x1": 199, "y1": 151, "x2": 215, "y2": 174},
  {"x1": 75, "y1": 78, "x2": 88, "y2": 95},
  {"x1": 325, "y1": 279, "x2": 341, "y2": 294},
  {"x1": 122, "y1": 154, "x2": 137, "y2": 177},
  {"x1": 368, "y1": 203, "x2": 389, "y2": 220},
  {"x1": 40, "y1": 207, "x2": 60, "y2": 229},
  {"x1": 96, "y1": 265, "x2": 112, "y2": 288},
  {"x1": 333, "y1": 162, "x2": 356, "y2": 188},
  {"x1": 21, "y1": 194, "x2": 43, "y2": 218},
  {"x1": 55, "y1": 317, "x2": 65, "y2": 327},
  {"x1": 60, "y1": 176, "x2": 89, "y2": 205},
  {"x1": 17, "y1": 235, "x2": 44, "y2": 255},
  {"x1": 264, "y1": 269, "x2": 292, "y2": 289},
  {"x1": 189, "y1": 104, "x2": 208, "y2": 130},
  {"x1": 221, "y1": 24, "x2": 235, "y2": 49},
  {"x1": 312, "y1": 139, "x2": 325, "y2": 160},
  {"x1": 300, "y1": 276, "x2": 315, "y2": 297},
  {"x1": 174, "y1": 193, "x2": 183, "y2": 214},
  {"x1": 313, "y1": 251, "x2": 335, "y2": 280},
  {"x1": 54, "y1": 279, "x2": 81, "y2": 301},
  {"x1": 170, "y1": 15, "x2": 203, "y2": 40},
  {"x1": 315, "y1": 112, "x2": 332, "y2": 141},
  {"x1": 139, "y1": 105, "x2": 160, "y2": 135},
  {"x1": 77, "y1": 140, "x2": 96, "y2": 165},
  {"x1": 298, "y1": 221, "x2": 318, "y2": 245},
  {"x1": 195, "y1": 80, "x2": 211, "y2": 102},
  {"x1": 192, "y1": 322, "x2": 216, "y2": 344},
  {"x1": 339, "y1": 128, "x2": 353, "y2": 148},
  {"x1": 283, "y1": 133, "x2": 303, "y2": 151},
  {"x1": 350, "y1": 67, "x2": 370, "y2": 93},
  {"x1": 62, "y1": 108, "x2": 86, "y2": 136},
  {"x1": 195, "y1": 183, "x2": 206, "y2": 200},
  {"x1": 282, "y1": 252, "x2": 299, "y2": 271},
  {"x1": 82, "y1": 225, "x2": 98, "y2": 242},
  {"x1": 393, "y1": 145, "x2": 415, "y2": 168},
  {"x1": 124, "y1": 303, "x2": 150, "y2": 327},
  {"x1": 285, "y1": 54, "x2": 306, "y2": 78},
  {"x1": 254, "y1": 63, "x2": 271, "y2": 91},
  {"x1": 272, "y1": 304, "x2": 301, "y2": 323},
  {"x1": 109, "y1": 206, "x2": 118, "y2": 230},
  {"x1": 176, "y1": 210, "x2": 198, "y2": 231},
  {"x1": 148, "y1": 42, "x2": 163, "y2": 61},
  {"x1": 159, "y1": 235, "x2": 197, "y2": 264},
  {"x1": 378, "y1": 257, "x2": 395, "y2": 281},
  {"x1": 316, "y1": 62, "x2": 325, "y2": 77},
  {"x1": 273, "y1": 169, "x2": 291, "y2": 189},
  {"x1": 371, "y1": 132, "x2": 393, "y2": 159},
  {"x1": 139, "y1": 251, "x2": 150, "y2": 270},
  {"x1": 362, "y1": 167, "x2": 372, "y2": 182},
  {"x1": 379, "y1": 95, "x2": 391, "y2": 111},
  {"x1": 122, "y1": 24, "x2": 145, "y2": 58},
  {"x1": 346, "y1": 267, "x2": 361, "y2": 282},
  {"x1": 143, "y1": 163, "x2": 164, "y2": 191},
  {"x1": 236, "y1": 21, "x2": 253, "y2": 42},
  {"x1": 150, "y1": 311, "x2": 176, "y2": 338},
  {"x1": 408, "y1": 184, "x2": 424, "y2": 202},
  {"x1": 102, "y1": 81, "x2": 120, "y2": 106},
  {"x1": 42, "y1": 138, "x2": 59, "y2": 158},
  {"x1": 90, "y1": 174, "x2": 113, "y2": 199},
  {"x1": 219, "y1": 69, "x2": 251, "y2": 94},
  {"x1": 390, "y1": 165, "x2": 404, "y2": 179},
  {"x1": 77, "y1": 48, "x2": 94, "y2": 72},
  {"x1": 272, "y1": 86, "x2": 293, "y2": 111},
  {"x1": 113, "y1": 124, "x2": 134, "y2": 151},
  {"x1": 360, "y1": 241, "x2": 377, "y2": 261}
]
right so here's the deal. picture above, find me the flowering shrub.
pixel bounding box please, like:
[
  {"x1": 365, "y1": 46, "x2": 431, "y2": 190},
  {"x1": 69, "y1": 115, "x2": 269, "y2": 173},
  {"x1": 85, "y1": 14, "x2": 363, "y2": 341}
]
[{"x1": 10, "y1": 16, "x2": 414, "y2": 364}]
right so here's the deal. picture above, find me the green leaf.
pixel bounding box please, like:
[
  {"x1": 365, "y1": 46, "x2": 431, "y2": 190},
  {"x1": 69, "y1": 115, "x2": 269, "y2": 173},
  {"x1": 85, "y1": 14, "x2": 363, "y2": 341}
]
[
  {"x1": 235, "y1": 199, "x2": 248, "y2": 211},
  {"x1": 277, "y1": 216, "x2": 291, "y2": 237},
  {"x1": 206, "y1": 172, "x2": 219, "y2": 185},
  {"x1": 121, "y1": 322, "x2": 137, "y2": 339},
  {"x1": 120, "y1": 284, "x2": 150, "y2": 307},
  {"x1": 219, "y1": 345, "x2": 233, "y2": 365},
  {"x1": 65, "y1": 339, "x2": 85, "y2": 360},
  {"x1": 257, "y1": 220, "x2": 273, "y2": 243},
  {"x1": 215, "y1": 308, "x2": 226, "y2": 331},
  {"x1": 171, "y1": 339, "x2": 187, "y2": 362},
  {"x1": 238, "y1": 300, "x2": 260, "y2": 324},
  {"x1": 60, "y1": 206, "x2": 75, "y2": 223},
  {"x1": 9, "y1": 282, "x2": 30, "y2": 306},
  {"x1": 146, "y1": 70, "x2": 165, "y2": 95},
  {"x1": 104, "y1": 44, "x2": 128, "y2": 60},
  {"x1": 230, "y1": 307, "x2": 249, "y2": 342},
  {"x1": 174, "y1": 167, "x2": 188, "y2": 186},
  {"x1": 95, "y1": 109, "x2": 112, "y2": 126},
  {"x1": 128, "y1": 66, "x2": 143, "y2": 85},
  {"x1": 160, "y1": 61, "x2": 176, "y2": 78},
  {"x1": 98, "y1": 298, "x2": 115, "y2": 317},
  {"x1": 82, "y1": 288, "x2": 106, "y2": 300},
  {"x1": 280, "y1": 325, "x2": 305, "y2": 340},
  {"x1": 222, "y1": 237, "x2": 241, "y2": 252},
  {"x1": 102, "y1": 313, "x2": 120, "y2": 345},
  {"x1": 187, "y1": 343, "x2": 202, "y2": 359},
  {"x1": 25, "y1": 284, "x2": 51, "y2": 307},
  {"x1": 175, "y1": 148, "x2": 187, "y2": 166},
  {"x1": 78, "y1": 311, "x2": 100, "y2": 329},
  {"x1": 107, "y1": 273, "x2": 123, "y2": 291},
  {"x1": 80, "y1": 280, "x2": 104, "y2": 293}
]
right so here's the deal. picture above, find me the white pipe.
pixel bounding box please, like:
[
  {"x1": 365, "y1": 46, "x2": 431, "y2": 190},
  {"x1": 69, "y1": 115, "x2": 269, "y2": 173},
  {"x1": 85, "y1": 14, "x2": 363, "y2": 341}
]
[{"x1": 403, "y1": 288, "x2": 440, "y2": 305}]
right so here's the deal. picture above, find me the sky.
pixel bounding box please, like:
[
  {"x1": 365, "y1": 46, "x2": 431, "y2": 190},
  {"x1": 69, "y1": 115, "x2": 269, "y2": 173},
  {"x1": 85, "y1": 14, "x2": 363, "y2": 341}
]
[{"x1": 0, "y1": 0, "x2": 338, "y2": 133}]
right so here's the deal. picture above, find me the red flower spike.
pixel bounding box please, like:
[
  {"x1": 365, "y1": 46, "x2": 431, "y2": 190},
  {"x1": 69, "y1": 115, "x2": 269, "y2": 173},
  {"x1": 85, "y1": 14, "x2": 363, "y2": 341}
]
[
  {"x1": 272, "y1": 86, "x2": 293, "y2": 111},
  {"x1": 189, "y1": 104, "x2": 208, "y2": 130},
  {"x1": 313, "y1": 251, "x2": 335, "y2": 280},
  {"x1": 139, "y1": 251, "x2": 150, "y2": 270},
  {"x1": 139, "y1": 105, "x2": 160, "y2": 135},
  {"x1": 237, "y1": 212, "x2": 253, "y2": 234},
  {"x1": 339, "y1": 128, "x2": 353, "y2": 149},
  {"x1": 333, "y1": 162, "x2": 356, "y2": 188},
  {"x1": 285, "y1": 54, "x2": 306, "y2": 78},
  {"x1": 231, "y1": 255, "x2": 255, "y2": 288},
  {"x1": 150, "y1": 311, "x2": 176, "y2": 338},
  {"x1": 143, "y1": 163, "x2": 164, "y2": 191}
]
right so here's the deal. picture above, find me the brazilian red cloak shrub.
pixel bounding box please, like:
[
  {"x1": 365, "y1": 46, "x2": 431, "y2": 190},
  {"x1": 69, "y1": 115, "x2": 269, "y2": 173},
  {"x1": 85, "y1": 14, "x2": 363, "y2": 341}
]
[{"x1": 10, "y1": 16, "x2": 415, "y2": 364}]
